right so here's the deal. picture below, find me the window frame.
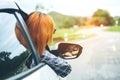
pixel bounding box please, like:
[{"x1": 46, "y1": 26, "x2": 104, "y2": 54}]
[
  {"x1": 0, "y1": 2, "x2": 46, "y2": 79},
  {"x1": 13, "y1": 12, "x2": 40, "y2": 65}
]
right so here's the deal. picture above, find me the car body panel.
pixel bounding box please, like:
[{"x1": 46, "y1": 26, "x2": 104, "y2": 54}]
[{"x1": 23, "y1": 65, "x2": 60, "y2": 80}]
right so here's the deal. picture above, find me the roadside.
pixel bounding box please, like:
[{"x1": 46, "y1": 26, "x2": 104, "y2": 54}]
[
  {"x1": 66, "y1": 27, "x2": 120, "y2": 80},
  {"x1": 50, "y1": 26, "x2": 120, "y2": 49},
  {"x1": 50, "y1": 27, "x2": 107, "y2": 50}
]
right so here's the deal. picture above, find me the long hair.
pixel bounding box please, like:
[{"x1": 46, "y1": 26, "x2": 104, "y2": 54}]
[{"x1": 15, "y1": 12, "x2": 55, "y2": 55}]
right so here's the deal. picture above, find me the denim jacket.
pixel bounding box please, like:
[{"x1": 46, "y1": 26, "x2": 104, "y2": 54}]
[
  {"x1": 26, "y1": 50, "x2": 71, "y2": 78},
  {"x1": 41, "y1": 50, "x2": 71, "y2": 78}
]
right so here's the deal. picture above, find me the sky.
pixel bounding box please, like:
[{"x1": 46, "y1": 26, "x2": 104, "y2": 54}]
[{"x1": 1, "y1": 0, "x2": 120, "y2": 17}]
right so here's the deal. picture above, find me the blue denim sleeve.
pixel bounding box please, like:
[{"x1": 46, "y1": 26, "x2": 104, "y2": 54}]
[{"x1": 40, "y1": 50, "x2": 72, "y2": 78}]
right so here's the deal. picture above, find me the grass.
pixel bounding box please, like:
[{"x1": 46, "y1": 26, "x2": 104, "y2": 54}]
[
  {"x1": 49, "y1": 26, "x2": 120, "y2": 46},
  {"x1": 50, "y1": 27, "x2": 95, "y2": 46},
  {"x1": 106, "y1": 26, "x2": 120, "y2": 32}
]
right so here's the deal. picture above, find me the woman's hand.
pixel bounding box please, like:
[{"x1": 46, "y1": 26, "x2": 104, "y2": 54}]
[{"x1": 64, "y1": 49, "x2": 79, "y2": 57}]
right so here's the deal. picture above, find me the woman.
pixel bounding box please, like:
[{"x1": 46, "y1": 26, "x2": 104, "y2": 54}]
[{"x1": 15, "y1": 11, "x2": 71, "y2": 78}]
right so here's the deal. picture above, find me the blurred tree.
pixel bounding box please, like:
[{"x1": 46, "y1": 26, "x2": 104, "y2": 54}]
[
  {"x1": 90, "y1": 9, "x2": 115, "y2": 26},
  {"x1": 35, "y1": 5, "x2": 39, "y2": 11},
  {"x1": 80, "y1": 17, "x2": 89, "y2": 26},
  {"x1": 0, "y1": 51, "x2": 30, "y2": 78},
  {"x1": 118, "y1": 18, "x2": 120, "y2": 26},
  {"x1": 74, "y1": 17, "x2": 81, "y2": 26},
  {"x1": 49, "y1": 11, "x2": 77, "y2": 29},
  {"x1": 114, "y1": 16, "x2": 120, "y2": 26},
  {"x1": 35, "y1": 4, "x2": 45, "y2": 11},
  {"x1": 35, "y1": 3, "x2": 52, "y2": 13},
  {"x1": 61, "y1": 17, "x2": 75, "y2": 28}
]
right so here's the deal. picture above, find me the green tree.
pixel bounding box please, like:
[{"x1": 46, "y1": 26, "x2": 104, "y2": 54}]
[
  {"x1": 61, "y1": 17, "x2": 75, "y2": 28},
  {"x1": 114, "y1": 17, "x2": 120, "y2": 26},
  {"x1": 74, "y1": 17, "x2": 81, "y2": 26},
  {"x1": 118, "y1": 18, "x2": 120, "y2": 26},
  {"x1": 91, "y1": 9, "x2": 115, "y2": 26},
  {"x1": 80, "y1": 17, "x2": 89, "y2": 26},
  {"x1": 35, "y1": 4, "x2": 45, "y2": 11}
]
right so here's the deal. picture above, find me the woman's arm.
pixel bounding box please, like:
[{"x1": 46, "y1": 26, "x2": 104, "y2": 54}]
[{"x1": 41, "y1": 50, "x2": 72, "y2": 78}]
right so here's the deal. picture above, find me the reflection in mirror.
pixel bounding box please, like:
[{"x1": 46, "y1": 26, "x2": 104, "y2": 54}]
[
  {"x1": 57, "y1": 43, "x2": 83, "y2": 59},
  {"x1": 0, "y1": 51, "x2": 30, "y2": 79}
]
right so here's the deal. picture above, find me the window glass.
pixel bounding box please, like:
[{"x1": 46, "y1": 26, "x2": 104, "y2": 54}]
[{"x1": 0, "y1": 13, "x2": 30, "y2": 79}]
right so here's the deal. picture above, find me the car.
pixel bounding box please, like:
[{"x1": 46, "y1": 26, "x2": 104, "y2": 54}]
[{"x1": 0, "y1": 1, "x2": 82, "y2": 80}]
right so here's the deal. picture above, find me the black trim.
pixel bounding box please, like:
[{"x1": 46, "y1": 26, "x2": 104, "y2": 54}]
[{"x1": 0, "y1": 2, "x2": 28, "y2": 21}]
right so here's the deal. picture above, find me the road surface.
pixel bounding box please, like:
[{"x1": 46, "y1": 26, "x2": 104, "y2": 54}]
[{"x1": 66, "y1": 29, "x2": 120, "y2": 80}]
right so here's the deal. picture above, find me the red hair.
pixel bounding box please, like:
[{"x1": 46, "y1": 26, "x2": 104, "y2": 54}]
[{"x1": 15, "y1": 12, "x2": 55, "y2": 55}]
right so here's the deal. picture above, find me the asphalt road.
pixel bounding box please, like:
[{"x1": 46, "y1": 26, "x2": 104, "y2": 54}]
[{"x1": 66, "y1": 29, "x2": 120, "y2": 80}]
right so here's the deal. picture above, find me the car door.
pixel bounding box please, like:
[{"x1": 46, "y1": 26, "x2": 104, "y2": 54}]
[{"x1": 0, "y1": 1, "x2": 65, "y2": 80}]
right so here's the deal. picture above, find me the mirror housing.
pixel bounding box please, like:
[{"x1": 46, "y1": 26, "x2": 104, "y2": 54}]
[{"x1": 57, "y1": 43, "x2": 83, "y2": 59}]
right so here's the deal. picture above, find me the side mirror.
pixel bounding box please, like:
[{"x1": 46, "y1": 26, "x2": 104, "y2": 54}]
[{"x1": 57, "y1": 43, "x2": 83, "y2": 59}]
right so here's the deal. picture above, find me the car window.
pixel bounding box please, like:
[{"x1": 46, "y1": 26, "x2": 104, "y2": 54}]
[{"x1": 0, "y1": 13, "x2": 30, "y2": 79}]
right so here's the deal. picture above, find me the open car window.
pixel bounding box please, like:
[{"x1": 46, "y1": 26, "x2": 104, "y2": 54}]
[
  {"x1": 0, "y1": 1, "x2": 68, "y2": 80},
  {"x1": 0, "y1": 13, "x2": 30, "y2": 79}
]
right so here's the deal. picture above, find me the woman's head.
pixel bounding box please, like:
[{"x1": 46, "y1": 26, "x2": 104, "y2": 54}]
[{"x1": 15, "y1": 11, "x2": 55, "y2": 55}]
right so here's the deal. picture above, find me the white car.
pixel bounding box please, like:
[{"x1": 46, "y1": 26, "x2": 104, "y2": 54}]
[{"x1": 0, "y1": 1, "x2": 82, "y2": 80}]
